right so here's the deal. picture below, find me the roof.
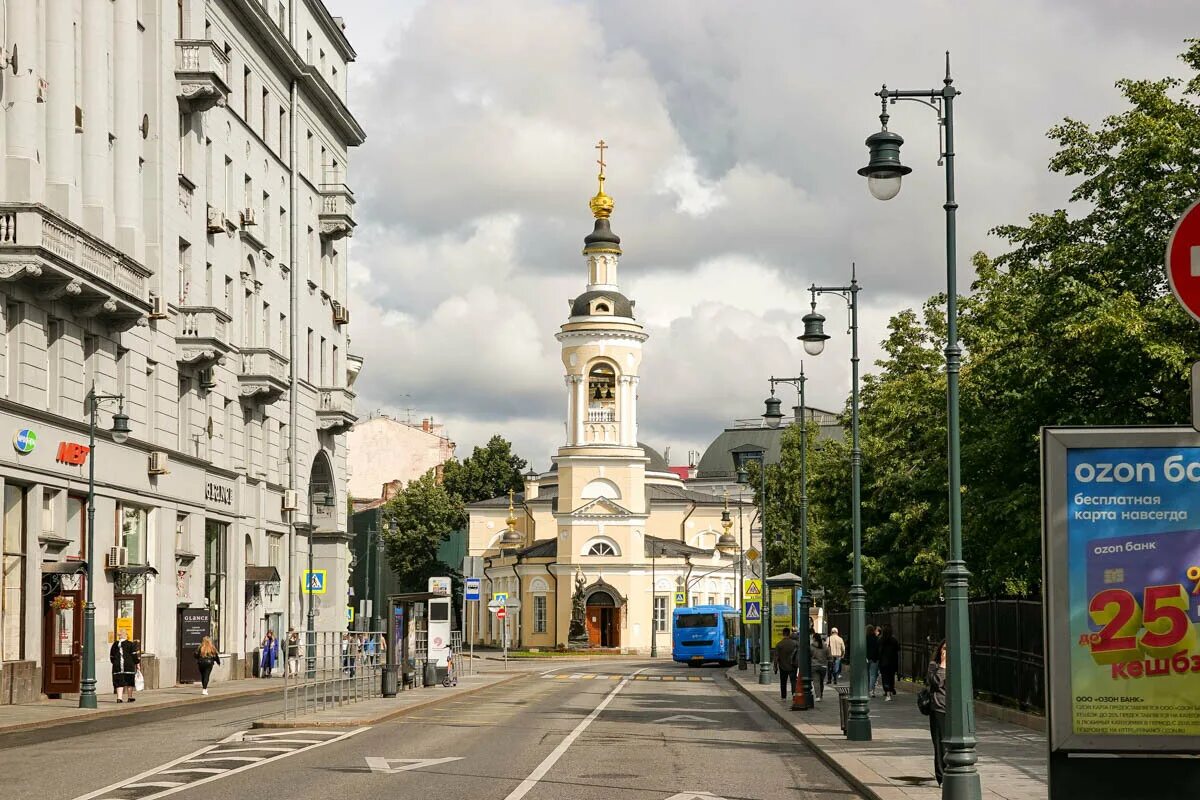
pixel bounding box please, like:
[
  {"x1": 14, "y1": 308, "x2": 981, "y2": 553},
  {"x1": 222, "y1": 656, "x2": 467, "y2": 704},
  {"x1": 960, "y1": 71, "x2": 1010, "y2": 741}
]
[
  {"x1": 548, "y1": 443, "x2": 668, "y2": 474},
  {"x1": 569, "y1": 289, "x2": 634, "y2": 319},
  {"x1": 694, "y1": 413, "x2": 843, "y2": 479},
  {"x1": 467, "y1": 483, "x2": 559, "y2": 509},
  {"x1": 517, "y1": 539, "x2": 558, "y2": 559},
  {"x1": 245, "y1": 566, "x2": 281, "y2": 583},
  {"x1": 646, "y1": 484, "x2": 729, "y2": 504},
  {"x1": 645, "y1": 535, "x2": 711, "y2": 558},
  {"x1": 583, "y1": 217, "x2": 621, "y2": 253}
]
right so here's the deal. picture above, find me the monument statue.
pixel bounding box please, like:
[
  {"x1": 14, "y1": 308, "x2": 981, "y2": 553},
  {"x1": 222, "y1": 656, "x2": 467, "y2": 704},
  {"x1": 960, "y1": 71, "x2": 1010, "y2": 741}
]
[{"x1": 568, "y1": 568, "x2": 589, "y2": 648}]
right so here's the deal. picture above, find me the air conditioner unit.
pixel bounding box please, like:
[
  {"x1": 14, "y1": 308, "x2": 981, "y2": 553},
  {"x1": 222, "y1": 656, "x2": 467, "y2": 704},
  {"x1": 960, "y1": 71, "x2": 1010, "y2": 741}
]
[
  {"x1": 149, "y1": 294, "x2": 168, "y2": 319},
  {"x1": 331, "y1": 301, "x2": 349, "y2": 326},
  {"x1": 148, "y1": 450, "x2": 170, "y2": 475},
  {"x1": 206, "y1": 205, "x2": 226, "y2": 233},
  {"x1": 240, "y1": 207, "x2": 257, "y2": 227},
  {"x1": 107, "y1": 546, "x2": 128, "y2": 568},
  {"x1": 198, "y1": 367, "x2": 217, "y2": 389},
  {"x1": 282, "y1": 489, "x2": 300, "y2": 511}
]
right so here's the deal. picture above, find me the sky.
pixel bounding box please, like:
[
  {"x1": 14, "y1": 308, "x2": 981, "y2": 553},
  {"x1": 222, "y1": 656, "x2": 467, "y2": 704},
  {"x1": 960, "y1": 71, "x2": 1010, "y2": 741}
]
[{"x1": 324, "y1": 0, "x2": 1193, "y2": 471}]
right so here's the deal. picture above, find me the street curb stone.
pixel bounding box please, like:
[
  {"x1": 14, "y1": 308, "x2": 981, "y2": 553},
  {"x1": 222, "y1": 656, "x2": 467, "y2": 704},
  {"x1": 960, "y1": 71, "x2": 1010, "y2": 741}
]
[{"x1": 250, "y1": 672, "x2": 530, "y2": 728}]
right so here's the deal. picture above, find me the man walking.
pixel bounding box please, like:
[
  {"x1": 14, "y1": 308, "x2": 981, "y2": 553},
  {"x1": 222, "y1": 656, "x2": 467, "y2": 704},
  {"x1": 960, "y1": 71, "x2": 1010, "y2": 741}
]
[
  {"x1": 866, "y1": 625, "x2": 881, "y2": 698},
  {"x1": 827, "y1": 627, "x2": 846, "y2": 684},
  {"x1": 773, "y1": 626, "x2": 799, "y2": 701}
]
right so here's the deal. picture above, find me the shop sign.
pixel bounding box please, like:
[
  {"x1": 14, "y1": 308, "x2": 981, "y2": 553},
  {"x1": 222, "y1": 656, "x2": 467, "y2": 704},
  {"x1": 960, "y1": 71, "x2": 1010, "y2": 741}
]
[
  {"x1": 204, "y1": 478, "x2": 235, "y2": 508},
  {"x1": 56, "y1": 441, "x2": 90, "y2": 466},
  {"x1": 12, "y1": 428, "x2": 36, "y2": 454}
]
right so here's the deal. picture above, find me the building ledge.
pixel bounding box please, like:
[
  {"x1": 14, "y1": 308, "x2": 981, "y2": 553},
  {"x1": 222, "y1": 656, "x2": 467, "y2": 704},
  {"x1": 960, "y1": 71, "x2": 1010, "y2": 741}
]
[
  {"x1": 175, "y1": 39, "x2": 231, "y2": 113},
  {"x1": 316, "y1": 386, "x2": 358, "y2": 434},
  {"x1": 176, "y1": 306, "x2": 234, "y2": 369},
  {"x1": 238, "y1": 347, "x2": 289, "y2": 403}
]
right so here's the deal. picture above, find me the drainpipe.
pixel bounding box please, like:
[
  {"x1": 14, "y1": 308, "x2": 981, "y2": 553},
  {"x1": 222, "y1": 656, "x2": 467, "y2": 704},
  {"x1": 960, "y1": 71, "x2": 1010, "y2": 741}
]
[
  {"x1": 544, "y1": 564, "x2": 558, "y2": 646},
  {"x1": 511, "y1": 560, "x2": 521, "y2": 649},
  {"x1": 679, "y1": 500, "x2": 697, "y2": 545},
  {"x1": 286, "y1": 59, "x2": 300, "y2": 637}
]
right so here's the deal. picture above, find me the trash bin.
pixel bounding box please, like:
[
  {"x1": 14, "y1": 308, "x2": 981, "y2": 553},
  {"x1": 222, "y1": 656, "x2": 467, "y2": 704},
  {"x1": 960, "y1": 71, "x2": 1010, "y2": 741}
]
[
  {"x1": 835, "y1": 686, "x2": 850, "y2": 732},
  {"x1": 423, "y1": 660, "x2": 438, "y2": 688},
  {"x1": 381, "y1": 665, "x2": 398, "y2": 697},
  {"x1": 251, "y1": 648, "x2": 261, "y2": 678}
]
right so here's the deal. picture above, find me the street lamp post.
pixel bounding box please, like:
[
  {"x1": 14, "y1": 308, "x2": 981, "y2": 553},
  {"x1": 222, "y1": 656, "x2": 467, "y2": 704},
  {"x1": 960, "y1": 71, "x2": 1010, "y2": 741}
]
[
  {"x1": 79, "y1": 389, "x2": 132, "y2": 709},
  {"x1": 799, "y1": 265, "x2": 870, "y2": 741},
  {"x1": 650, "y1": 538, "x2": 659, "y2": 658},
  {"x1": 857, "y1": 53, "x2": 980, "y2": 799},
  {"x1": 739, "y1": 392, "x2": 776, "y2": 686},
  {"x1": 768, "y1": 368, "x2": 813, "y2": 710}
]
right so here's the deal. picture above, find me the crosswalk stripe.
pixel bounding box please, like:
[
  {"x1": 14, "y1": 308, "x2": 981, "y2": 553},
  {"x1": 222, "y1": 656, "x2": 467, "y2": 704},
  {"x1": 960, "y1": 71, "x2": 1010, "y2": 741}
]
[
  {"x1": 159, "y1": 768, "x2": 230, "y2": 775},
  {"x1": 124, "y1": 783, "x2": 185, "y2": 790},
  {"x1": 186, "y1": 756, "x2": 266, "y2": 764}
]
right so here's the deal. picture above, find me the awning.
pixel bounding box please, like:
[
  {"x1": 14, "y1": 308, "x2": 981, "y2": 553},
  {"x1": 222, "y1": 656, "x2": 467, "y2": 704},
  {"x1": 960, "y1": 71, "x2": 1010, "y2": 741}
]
[
  {"x1": 42, "y1": 561, "x2": 88, "y2": 575},
  {"x1": 245, "y1": 566, "x2": 281, "y2": 583},
  {"x1": 106, "y1": 564, "x2": 159, "y2": 577}
]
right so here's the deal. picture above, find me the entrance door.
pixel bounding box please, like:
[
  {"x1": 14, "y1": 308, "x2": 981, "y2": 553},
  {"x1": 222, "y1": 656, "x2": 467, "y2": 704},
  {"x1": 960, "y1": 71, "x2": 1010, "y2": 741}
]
[
  {"x1": 42, "y1": 589, "x2": 82, "y2": 695},
  {"x1": 585, "y1": 590, "x2": 619, "y2": 648},
  {"x1": 600, "y1": 607, "x2": 620, "y2": 648}
]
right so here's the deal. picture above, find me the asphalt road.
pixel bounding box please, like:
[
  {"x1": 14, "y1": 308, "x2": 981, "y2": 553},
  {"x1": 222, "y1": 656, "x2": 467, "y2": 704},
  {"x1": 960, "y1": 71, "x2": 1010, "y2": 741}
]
[{"x1": 5, "y1": 661, "x2": 862, "y2": 800}]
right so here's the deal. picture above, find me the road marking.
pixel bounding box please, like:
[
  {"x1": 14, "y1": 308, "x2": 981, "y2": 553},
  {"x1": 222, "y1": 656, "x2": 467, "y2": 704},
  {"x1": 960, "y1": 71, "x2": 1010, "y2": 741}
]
[
  {"x1": 69, "y1": 727, "x2": 368, "y2": 800},
  {"x1": 124, "y1": 783, "x2": 184, "y2": 790},
  {"x1": 665, "y1": 793, "x2": 728, "y2": 800},
  {"x1": 365, "y1": 756, "x2": 465, "y2": 774},
  {"x1": 652, "y1": 714, "x2": 720, "y2": 724},
  {"x1": 502, "y1": 667, "x2": 648, "y2": 800}
]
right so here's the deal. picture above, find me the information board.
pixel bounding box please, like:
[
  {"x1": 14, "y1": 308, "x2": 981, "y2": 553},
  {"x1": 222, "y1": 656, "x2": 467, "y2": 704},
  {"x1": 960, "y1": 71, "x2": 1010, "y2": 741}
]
[
  {"x1": 1043, "y1": 427, "x2": 1200, "y2": 754},
  {"x1": 769, "y1": 587, "x2": 792, "y2": 648}
]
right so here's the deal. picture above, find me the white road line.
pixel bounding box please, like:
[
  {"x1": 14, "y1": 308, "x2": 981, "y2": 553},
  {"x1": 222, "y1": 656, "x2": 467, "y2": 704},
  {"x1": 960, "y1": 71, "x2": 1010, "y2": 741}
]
[
  {"x1": 206, "y1": 747, "x2": 295, "y2": 754},
  {"x1": 158, "y1": 768, "x2": 230, "y2": 775},
  {"x1": 123, "y1": 783, "x2": 184, "y2": 790},
  {"x1": 185, "y1": 756, "x2": 267, "y2": 763},
  {"x1": 69, "y1": 727, "x2": 369, "y2": 800},
  {"x1": 502, "y1": 667, "x2": 647, "y2": 800}
]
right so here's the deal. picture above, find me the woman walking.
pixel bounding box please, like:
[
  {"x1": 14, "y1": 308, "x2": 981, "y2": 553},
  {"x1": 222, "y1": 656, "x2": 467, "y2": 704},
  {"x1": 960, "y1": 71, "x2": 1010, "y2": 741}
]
[
  {"x1": 260, "y1": 630, "x2": 279, "y2": 678},
  {"x1": 866, "y1": 625, "x2": 881, "y2": 698},
  {"x1": 286, "y1": 628, "x2": 300, "y2": 675},
  {"x1": 195, "y1": 636, "x2": 221, "y2": 695},
  {"x1": 809, "y1": 632, "x2": 830, "y2": 701},
  {"x1": 879, "y1": 624, "x2": 900, "y2": 701},
  {"x1": 109, "y1": 630, "x2": 139, "y2": 703},
  {"x1": 926, "y1": 639, "x2": 948, "y2": 786}
]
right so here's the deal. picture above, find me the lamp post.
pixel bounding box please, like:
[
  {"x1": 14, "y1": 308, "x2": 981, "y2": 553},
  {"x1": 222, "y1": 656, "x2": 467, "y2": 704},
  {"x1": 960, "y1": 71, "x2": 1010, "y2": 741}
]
[
  {"x1": 738, "y1": 393, "x2": 775, "y2": 685},
  {"x1": 799, "y1": 265, "x2": 870, "y2": 741},
  {"x1": 79, "y1": 389, "x2": 132, "y2": 709},
  {"x1": 649, "y1": 537, "x2": 659, "y2": 658},
  {"x1": 768, "y1": 367, "x2": 813, "y2": 710},
  {"x1": 857, "y1": 54, "x2": 980, "y2": 799}
]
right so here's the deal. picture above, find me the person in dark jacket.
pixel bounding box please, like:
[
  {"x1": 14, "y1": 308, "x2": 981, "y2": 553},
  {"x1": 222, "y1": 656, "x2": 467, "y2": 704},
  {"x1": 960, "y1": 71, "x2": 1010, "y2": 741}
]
[
  {"x1": 773, "y1": 627, "x2": 800, "y2": 701},
  {"x1": 109, "y1": 630, "x2": 139, "y2": 703},
  {"x1": 195, "y1": 636, "x2": 221, "y2": 695},
  {"x1": 809, "y1": 632, "x2": 830, "y2": 701},
  {"x1": 926, "y1": 639, "x2": 948, "y2": 786},
  {"x1": 879, "y1": 624, "x2": 901, "y2": 701},
  {"x1": 260, "y1": 630, "x2": 279, "y2": 678},
  {"x1": 865, "y1": 625, "x2": 881, "y2": 698}
]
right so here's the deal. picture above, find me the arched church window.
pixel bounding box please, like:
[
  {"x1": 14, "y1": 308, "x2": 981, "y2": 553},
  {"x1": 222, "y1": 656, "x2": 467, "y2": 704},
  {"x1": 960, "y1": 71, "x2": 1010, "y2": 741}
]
[
  {"x1": 595, "y1": 303, "x2": 609, "y2": 313},
  {"x1": 587, "y1": 363, "x2": 617, "y2": 421},
  {"x1": 587, "y1": 542, "x2": 617, "y2": 556}
]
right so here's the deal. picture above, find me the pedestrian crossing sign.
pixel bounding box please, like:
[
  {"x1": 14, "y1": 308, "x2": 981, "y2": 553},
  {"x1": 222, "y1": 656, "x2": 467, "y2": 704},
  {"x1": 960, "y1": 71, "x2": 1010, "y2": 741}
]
[
  {"x1": 301, "y1": 569, "x2": 327, "y2": 594},
  {"x1": 743, "y1": 579, "x2": 762, "y2": 601},
  {"x1": 674, "y1": 591, "x2": 687, "y2": 607},
  {"x1": 743, "y1": 600, "x2": 762, "y2": 623}
]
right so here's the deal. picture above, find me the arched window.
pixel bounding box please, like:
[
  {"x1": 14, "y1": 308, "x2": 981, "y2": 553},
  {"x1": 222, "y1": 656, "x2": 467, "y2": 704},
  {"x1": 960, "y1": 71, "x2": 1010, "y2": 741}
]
[
  {"x1": 587, "y1": 362, "x2": 617, "y2": 421},
  {"x1": 587, "y1": 542, "x2": 616, "y2": 556}
]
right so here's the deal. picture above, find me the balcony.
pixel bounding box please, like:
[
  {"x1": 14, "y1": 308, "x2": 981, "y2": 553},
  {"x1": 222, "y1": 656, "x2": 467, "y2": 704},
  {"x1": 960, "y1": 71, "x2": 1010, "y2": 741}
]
[
  {"x1": 587, "y1": 408, "x2": 616, "y2": 422},
  {"x1": 175, "y1": 39, "x2": 231, "y2": 113},
  {"x1": 0, "y1": 204, "x2": 150, "y2": 330},
  {"x1": 318, "y1": 184, "x2": 356, "y2": 240},
  {"x1": 316, "y1": 387, "x2": 358, "y2": 435},
  {"x1": 175, "y1": 306, "x2": 233, "y2": 369},
  {"x1": 238, "y1": 348, "x2": 289, "y2": 404}
]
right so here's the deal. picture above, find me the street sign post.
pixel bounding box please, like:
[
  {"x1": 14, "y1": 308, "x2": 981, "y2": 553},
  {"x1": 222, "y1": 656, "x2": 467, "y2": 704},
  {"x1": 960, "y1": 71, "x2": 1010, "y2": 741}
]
[
  {"x1": 673, "y1": 591, "x2": 687, "y2": 607},
  {"x1": 1166, "y1": 199, "x2": 1200, "y2": 323}
]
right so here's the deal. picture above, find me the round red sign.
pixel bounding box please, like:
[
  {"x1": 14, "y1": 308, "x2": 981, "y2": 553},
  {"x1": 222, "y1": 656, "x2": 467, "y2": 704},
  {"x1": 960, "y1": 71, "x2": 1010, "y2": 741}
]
[{"x1": 1166, "y1": 199, "x2": 1200, "y2": 323}]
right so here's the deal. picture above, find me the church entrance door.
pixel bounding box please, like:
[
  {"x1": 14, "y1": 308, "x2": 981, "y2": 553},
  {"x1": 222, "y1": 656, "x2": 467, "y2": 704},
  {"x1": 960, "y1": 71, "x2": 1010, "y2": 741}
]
[{"x1": 585, "y1": 590, "x2": 620, "y2": 648}]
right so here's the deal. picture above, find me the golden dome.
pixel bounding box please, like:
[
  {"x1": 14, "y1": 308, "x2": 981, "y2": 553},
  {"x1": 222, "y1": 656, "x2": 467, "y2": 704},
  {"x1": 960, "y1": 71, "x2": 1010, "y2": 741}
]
[{"x1": 589, "y1": 177, "x2": 614, "y2": 219}]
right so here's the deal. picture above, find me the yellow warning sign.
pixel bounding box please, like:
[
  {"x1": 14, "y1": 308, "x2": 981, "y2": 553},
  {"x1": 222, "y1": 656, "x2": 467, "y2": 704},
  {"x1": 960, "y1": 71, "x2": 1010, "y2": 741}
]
[{"x1": 743, "y1": 579, "x2": 762, "y2": 601}]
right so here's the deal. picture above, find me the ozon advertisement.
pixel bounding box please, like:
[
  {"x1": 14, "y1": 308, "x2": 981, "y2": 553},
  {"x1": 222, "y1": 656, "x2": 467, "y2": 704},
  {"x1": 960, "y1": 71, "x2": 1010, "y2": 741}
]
[{"x1": 1044, "y1": 427, "x2": 1200, "y2": 752}]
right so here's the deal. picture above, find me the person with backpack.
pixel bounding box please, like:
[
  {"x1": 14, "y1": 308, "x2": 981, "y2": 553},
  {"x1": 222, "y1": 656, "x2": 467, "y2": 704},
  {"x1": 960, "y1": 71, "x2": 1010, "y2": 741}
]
[
  {"x1": 879, "y1": 624, "x2": 901, "y2": 701},
  {"x1": 866, "y1": 625, "x2": 881, "y2": 698},
  {"x1": 195, "y1": 636, "x2": 221, "y2": 696},
  {"x1": 925, "y1": 639, "x2": 948, "y2": 786},
  {"x1": 809, "y1": 632, "x2": 830, "y2": 701},
  {"x1": 773, "y1": 626, "x2": 800, "y2": 701}
]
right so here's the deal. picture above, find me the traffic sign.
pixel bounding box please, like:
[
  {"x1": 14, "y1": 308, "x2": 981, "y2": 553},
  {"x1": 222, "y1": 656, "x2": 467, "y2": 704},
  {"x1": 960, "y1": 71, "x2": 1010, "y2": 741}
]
[
  {"x1": 743, "y1": 600, "x2": 762, "y2": 623},
  {"x1": 746, "y1": 547, "x2": 760, "y2": 562},
  {"x1": 465, "y1": 577, "x2": 481, "y2": 601},
  {"x1": 487, "y1": 599, "x2": 503, "y2": 611},
  {"x1": 1166, "y1": 199, "x2": 1200, "y2": 323},
  {"x1": 494, "y1": 592, "x2": 508, "y2": 606},
  {"x1": 743, "y1": 579, "x2": 762, "y2": 601},
  {"x1": 674, "y1": 591, "x2": 687, "y2": 607},
  {"x1": 346, "y1": 606, "x2": 354, "y2": 624},
  {"x1": 301, "y1": 569, "x2": 327, "y2": 594},
  {"x1": 497, "y1": 606, "x2": 507, "y2": 619}
]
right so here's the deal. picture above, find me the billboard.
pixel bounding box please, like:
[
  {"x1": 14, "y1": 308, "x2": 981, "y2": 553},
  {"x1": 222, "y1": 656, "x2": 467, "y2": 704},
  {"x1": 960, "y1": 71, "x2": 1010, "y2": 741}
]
[{"x1": 1043, "y1": 427, "x2": 1200, "y2": 753}]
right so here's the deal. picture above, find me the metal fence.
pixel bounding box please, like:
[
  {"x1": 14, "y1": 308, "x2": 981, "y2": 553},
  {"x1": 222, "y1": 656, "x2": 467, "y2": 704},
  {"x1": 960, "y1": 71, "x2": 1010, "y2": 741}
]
[
  {"x1": 282, "y1": 630, "x2": 384, "y2": 719},
  {"x1": 828, "y1": 598, "x2": 1044, "y2": 712}
]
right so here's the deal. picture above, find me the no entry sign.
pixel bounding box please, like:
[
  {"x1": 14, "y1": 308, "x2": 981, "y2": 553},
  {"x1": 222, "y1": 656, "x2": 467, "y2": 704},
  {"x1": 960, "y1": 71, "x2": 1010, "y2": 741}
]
[{"x1": 1166, "y1": 199, "x2": 1200, "y2": 322}]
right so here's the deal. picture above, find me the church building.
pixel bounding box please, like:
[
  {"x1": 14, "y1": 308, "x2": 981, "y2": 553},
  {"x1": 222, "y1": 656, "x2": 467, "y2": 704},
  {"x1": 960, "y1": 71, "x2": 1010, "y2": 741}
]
[{"x1": 467, "y1": 147, "x2": 742, "y2": 654}]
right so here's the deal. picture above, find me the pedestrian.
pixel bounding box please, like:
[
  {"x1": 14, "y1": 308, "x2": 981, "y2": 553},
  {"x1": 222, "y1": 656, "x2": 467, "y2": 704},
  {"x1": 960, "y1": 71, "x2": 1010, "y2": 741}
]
[
  {"x1": 826, "y1": 626, "x2": 845, "y2": 684},
  {"x1": 195, "y1": 635, "x2": 221, "y2": 696},
  {"x1": 879, "y1": 624, "x2": 900, "y2": 701},
  {"x1": 260, "y1": 630, "x2": 279, "y2": 678},
  {"x1": 109, "y1": 630, "x2": 139, "y2": 703},
  {"x1": 286, "y1": 628, "x2": 300, "y2": 675},
  {"x1": 773, "y1": 626, "x2": 799, "y2": 701},
  {"x1": 866, "y1": 625, "x2": 881, "y2": 698},
  {"x1": 926, "y1": 639, "x2": 948, "y2": 786},
  {"x1": 809, "y1": 632, "x2": 830, "y2": 701}
]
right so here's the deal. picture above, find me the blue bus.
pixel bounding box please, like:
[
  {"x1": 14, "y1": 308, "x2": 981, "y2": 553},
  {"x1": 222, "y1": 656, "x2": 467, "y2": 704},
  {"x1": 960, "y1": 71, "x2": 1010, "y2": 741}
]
[{"x1": 671, "y1": 605, "x2": 740, "y2": 666}]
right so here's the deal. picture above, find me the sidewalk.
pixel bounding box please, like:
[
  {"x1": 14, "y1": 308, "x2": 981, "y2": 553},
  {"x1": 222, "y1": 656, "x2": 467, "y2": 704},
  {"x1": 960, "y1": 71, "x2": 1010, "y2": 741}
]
[
  {"x1": 727, "y1": 668, "x2": 1047, "y2": 800},
  {"x1": 0, "y1": 674, "x2": 286, "y2": 735}
]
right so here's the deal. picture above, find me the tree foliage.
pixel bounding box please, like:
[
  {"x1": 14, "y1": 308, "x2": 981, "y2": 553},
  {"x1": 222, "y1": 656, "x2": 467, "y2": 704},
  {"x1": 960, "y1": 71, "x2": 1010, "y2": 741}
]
[
  {"x1": 442, "y1": 435, "x2": 528, "y2": 509},
  {"x1": 381, "y1": 469, "x2": 462, "y2": 593},
  {"x1": 786, "y1": 41, "x2": 1200, "y2": 607}
]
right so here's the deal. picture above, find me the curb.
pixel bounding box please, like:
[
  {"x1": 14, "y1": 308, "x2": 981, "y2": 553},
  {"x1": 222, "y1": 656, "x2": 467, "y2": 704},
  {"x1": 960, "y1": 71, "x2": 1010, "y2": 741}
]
[
  {"x1": 0, "y1": 682, "x2": 285, "y2": 737},
  {"x1": 251, "y1": 672, "x2": 530, "y2": 729},
  {"x1": 725, "y1": 671, "x2": 889, "y2": 800}
]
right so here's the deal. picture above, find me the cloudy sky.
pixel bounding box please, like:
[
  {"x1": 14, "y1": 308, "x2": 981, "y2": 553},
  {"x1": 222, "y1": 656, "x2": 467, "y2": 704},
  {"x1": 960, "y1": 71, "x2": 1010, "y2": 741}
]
[{"x1": 325, "y1": 0, "x2": 1192, "y2": 470}]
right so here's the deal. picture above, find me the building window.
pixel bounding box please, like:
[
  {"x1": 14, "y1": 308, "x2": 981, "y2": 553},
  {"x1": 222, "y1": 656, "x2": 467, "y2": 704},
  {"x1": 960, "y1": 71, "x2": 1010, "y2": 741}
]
[
  {"x1": 178, "y1": 376, "x2": 192, "y2": 451},
  {"x1": 224, "y1": 156, "x2": 233, "y2": 216},
  {"x1": 145, "y1": 361, "x2": 157, "y2": 444},
  {"x1": 586, "y1": 542, "x2": 616, "y2": 556},
  {"x1": 306, "y1": 328, "x2": 313, "y2": 382},
  {"x1": 261, "y1": 88, "x2": 269, "y2": 139},
  {"x1": 533, "y1": 595, "x2": 547, "y2": 634},
  {"x1": 176, "y1": 513, "x2": 188, "y2": 553},
  {"x1": 178, "y1": 112, "x2": 191, "y2": 176},
  {"x1": 243, "y1": 67, "x2": 251, "y2": 120},
  {"x1": 653, "y1": 596, "x2": 669, "y2": 633},
  {"x1": 278, "y1": 108, "x2": 286, "y2": 156},
  {"x1": 2, "y1": 485, "x2": 26, "y2": 661},
  {"x1": 279, "y1": 313, "x2": 288, "y2": 358},
  {"x1": 319, "y1": 337, "x2": 326, "y2": 384},
  {"x1": 204, "y1": 521, "x2": 227, "y2": 649},
  {"x1": 119, "y1": 505, "x2": 148, "y2": 565},
  {"x1": 178, "y1": 238, "x2": 191, "y2": 303},
  {"x1": 262, "y1": 302, "x2": 271, "y2": 350}
]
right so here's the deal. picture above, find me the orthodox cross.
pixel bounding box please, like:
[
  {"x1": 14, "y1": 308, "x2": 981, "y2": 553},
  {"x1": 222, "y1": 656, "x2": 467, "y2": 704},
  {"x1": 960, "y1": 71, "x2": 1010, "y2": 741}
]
[{"x1": 595, "y1": 139, "x2": 608, "y2": 178}]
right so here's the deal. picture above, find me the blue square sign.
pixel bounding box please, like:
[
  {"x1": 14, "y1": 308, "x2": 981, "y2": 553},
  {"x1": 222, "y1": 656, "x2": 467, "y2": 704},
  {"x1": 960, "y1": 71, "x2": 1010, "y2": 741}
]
[{"x1": 465, "y1": 577, "x2": 481, "y2": 601}]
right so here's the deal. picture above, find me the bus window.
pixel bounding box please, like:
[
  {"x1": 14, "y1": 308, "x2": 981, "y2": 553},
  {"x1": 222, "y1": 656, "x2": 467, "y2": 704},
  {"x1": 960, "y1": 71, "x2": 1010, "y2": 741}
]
[{"x1": 676, "y1": 613, "x2": 718, "y2": 629}]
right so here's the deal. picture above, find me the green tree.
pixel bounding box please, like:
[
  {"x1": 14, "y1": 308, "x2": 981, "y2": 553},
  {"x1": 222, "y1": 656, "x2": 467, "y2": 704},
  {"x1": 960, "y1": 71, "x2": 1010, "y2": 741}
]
[
  {"x1": 442, "y1": 434, "x2": 528, "y2": 507},
  {"x1": 381, "y1": 469, "x2": 463, "y2": 593}
]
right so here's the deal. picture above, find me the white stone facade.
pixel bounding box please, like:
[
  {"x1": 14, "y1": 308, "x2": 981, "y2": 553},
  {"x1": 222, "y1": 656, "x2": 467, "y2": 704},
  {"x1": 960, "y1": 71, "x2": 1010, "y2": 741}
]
[{"x1": 0, "y1": 0, "x2": 364, "y2": 703}]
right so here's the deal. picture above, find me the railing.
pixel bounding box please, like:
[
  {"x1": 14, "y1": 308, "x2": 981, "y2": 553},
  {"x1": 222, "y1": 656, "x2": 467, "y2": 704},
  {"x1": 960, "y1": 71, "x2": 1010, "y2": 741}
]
[
  {"x1": 318, "y1": 387, "x2": 356, "y2": 412},
  {"x1": 587, "y1": 408, "x2": 616, "y2": 422},
  {"x1": 240, "y1": 348, "x2": 288, "y2": 381},
  {"x1": 175, "y1": 38, "x2": 230, "y2": 76},
  {"x1": 178, "y1": 306, "x2": 231, "y2": 341},
  {"x1": 282, "y1": 629, "x2": 383, "y2": 719},
  {"x1": 0, "y1": 204, "x2": 149, "y2": 300}
]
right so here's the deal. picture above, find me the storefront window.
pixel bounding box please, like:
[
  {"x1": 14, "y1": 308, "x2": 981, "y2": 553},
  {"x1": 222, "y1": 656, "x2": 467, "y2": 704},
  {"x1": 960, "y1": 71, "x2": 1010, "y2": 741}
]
[
  {"x1": 2, "y1": 485, "x2": 26, "y2": 661},
  {"x1": 204, "y1": 521, "x2": 227, "y2": 649},
  {"x1": 120, "y1": 505, "x2": 148, "y2": 565}
]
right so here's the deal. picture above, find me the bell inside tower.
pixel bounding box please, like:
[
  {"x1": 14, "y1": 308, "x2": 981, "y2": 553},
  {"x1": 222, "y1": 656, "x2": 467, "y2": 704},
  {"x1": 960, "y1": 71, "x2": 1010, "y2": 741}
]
[{"x1": 587, "y1": 363, "x2": 617, "y2": 423}]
